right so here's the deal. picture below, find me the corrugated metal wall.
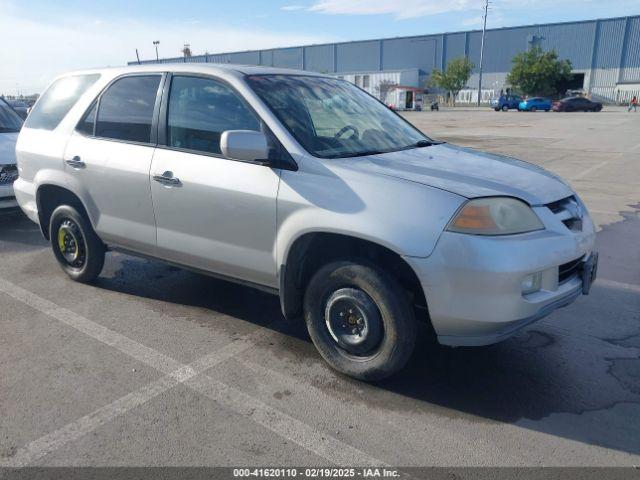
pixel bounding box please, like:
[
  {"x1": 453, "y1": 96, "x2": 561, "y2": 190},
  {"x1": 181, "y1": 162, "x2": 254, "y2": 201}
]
[
  {"x1": 620, "y1": 16, "x2": 640, "y2": 83},
  {"x1": 591, "y1": 17, "x2": 627, "y2": 94},
  {"x1": 336, "y1": 41, "x2": 379, "y2": 72},
  {"x1": 130, "y1": 15, "x2": 640, "y2": 102},
  {"x1": 304, "y1": 45, "x2": 334, "y2": 73},
  {"x1": 381, "y1": 36, "x2": 438, "y2": 73},
  {"x1": 538, "y1": 21, "x2": 596, "y2": 70},
  {"x1": 444, "y1": 32, "x2": 466, "y2": 65}
]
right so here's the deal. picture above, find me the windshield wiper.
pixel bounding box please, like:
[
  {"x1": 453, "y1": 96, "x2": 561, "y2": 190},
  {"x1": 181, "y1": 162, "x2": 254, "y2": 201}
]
[
  {"x1": 413, "y1": 139, "x2": 444, "y2": 148},
  {"x1": 326, "y1": 149, "x2": 387, "y2": 159},
  {"x1": 329, "y1": 141, "x2": 444, "y2": 159},
  {"x1": 350, "y1": 150, "x2": 386, "y2": 157}
]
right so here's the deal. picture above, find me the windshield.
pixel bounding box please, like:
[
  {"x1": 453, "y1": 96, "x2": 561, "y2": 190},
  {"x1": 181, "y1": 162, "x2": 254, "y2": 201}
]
[
  {"x1": 0, "y1": 99, "x2": 23, "y2": 132},
  {"x1": 246, "y1": 75, "x2": 430, "y2": 159}
]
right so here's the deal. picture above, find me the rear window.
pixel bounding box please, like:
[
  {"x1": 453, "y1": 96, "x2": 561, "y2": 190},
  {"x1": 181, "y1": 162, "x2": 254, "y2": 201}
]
[{"x1": 24, "y1": 74, "x2": 100, "y2": 131}]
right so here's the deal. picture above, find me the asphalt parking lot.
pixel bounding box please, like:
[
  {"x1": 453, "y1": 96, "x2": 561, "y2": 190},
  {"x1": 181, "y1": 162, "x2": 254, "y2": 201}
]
[{"x1": 1, "y1": 107, "x2": 639, "y2": 468}]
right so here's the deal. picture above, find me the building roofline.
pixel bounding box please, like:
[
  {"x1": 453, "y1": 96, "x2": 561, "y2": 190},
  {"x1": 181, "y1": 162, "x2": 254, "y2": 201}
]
[{"x1": 133, "y1": 14, "x2": 640, "y2": 63}]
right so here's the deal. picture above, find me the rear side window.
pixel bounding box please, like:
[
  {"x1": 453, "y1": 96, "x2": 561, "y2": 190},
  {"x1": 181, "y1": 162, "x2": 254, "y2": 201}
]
[
  {"x1": 167, "y1": 76, "x2": 260, "y2": 155},
  {"x1": 95, "y1": 75, "x2": 161, "y2": 143},
  {"x1": 24, "y1": 74, "x2": 100, "y2": 130}
]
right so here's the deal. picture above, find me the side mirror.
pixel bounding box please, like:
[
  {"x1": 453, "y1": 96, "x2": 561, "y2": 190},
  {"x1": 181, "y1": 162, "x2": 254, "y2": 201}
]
[{"x1": 220, "y1": 130, "x2": 270, "y2": 165}]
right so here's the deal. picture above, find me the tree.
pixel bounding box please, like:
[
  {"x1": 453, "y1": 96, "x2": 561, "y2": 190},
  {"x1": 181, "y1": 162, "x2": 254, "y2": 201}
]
[
  {"x1": 507, "y1": 46, "x2": 572, "y2": 96},
  {"x1": 430, "y1": 57, "x2": 474, "y2": 106},
  {"x1": 376, "y1": 80, "x2": 398, "y2": 105}
]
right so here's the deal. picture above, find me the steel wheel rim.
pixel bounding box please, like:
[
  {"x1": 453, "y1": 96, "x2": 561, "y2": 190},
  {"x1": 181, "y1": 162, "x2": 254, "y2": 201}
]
[
  {"x1": 57, "y1": 219, "x2": 86, "y2": 268},
  {"x1": 324, "y1": 288, "x2": 383, "y2": 356}
]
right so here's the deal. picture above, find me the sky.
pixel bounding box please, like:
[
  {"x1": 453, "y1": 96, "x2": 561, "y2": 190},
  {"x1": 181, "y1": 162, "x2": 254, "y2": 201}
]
[{"x1": 1, "y1": 0, "x2": 639, "y2": 95}]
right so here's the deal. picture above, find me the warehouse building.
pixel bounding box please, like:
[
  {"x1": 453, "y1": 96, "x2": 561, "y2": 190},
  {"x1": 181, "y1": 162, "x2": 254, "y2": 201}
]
[{"x1": 132, "y1": 15, "x2": 640, "y2": 107}]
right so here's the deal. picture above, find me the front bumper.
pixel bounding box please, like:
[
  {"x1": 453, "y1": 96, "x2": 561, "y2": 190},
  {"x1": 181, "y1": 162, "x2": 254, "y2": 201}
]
[
  {"x1": 0, "y1": 184, "x2": 18, "y2": 209},
  {"x1": 12, "y1": 177, "x2": 39, "y2": 223},
  {"x1": 405, "y1": 205, "x2": 597, "y2": 346}
]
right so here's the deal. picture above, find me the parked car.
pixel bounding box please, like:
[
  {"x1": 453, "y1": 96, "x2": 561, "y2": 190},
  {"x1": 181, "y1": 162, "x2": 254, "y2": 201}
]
[
  {"x1": 14, "y1": 65, "x2": 598, "y2": 380},
  {"x1": 8, "y1": 100, "x2": 29, "y2": 119},
  {"x1": 518, "y1": 97, "x2": 552, "y2": 112},
  {"x1": 553, "y1": 97, "x2": 603, "y2": 112},
  {"x1": 491, "y1": 94, "x2": 523, "y2": 111},
  {"x1": 0, "y1": 97, "x2": 23, "y2": 211}
]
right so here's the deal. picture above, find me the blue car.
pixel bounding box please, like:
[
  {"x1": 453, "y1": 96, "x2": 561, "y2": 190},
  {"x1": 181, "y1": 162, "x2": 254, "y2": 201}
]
[
  {"x1": 518, "y1": 97, "x2": 552, "y2": 112},
  {"x1": 491, "y1": 95, "x2": 523, "y2": 111}
]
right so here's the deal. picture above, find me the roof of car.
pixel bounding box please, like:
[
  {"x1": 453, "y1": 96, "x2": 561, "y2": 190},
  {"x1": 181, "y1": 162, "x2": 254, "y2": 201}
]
[{"x1": 61, "y1": 63, "x2": 328, "y2": 80}]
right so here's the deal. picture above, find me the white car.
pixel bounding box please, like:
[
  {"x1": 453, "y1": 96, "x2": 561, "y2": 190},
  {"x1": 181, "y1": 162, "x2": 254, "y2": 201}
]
[
  {"x1": 0, "y1": 98, "x2": 22, "y2": 210},
  {"x1": 14, "y1": 65, "x2": 597, "y2": 380}
]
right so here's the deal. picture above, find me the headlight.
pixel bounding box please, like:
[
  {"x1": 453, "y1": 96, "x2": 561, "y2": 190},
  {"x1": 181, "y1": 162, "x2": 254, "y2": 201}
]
[{"x1": 447, "y1": 197, "x2": 544, "y2": 235}]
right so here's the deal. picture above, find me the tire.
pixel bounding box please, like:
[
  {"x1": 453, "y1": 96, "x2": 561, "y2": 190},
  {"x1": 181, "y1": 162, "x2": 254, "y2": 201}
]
[
  {"x1": 545, "y1": 108, "x2": 550, "y2": 112},
  {"x1": 494, "y1": 108, "x2": 500, "y2": 112},
  {"x1": 530, "y1": 107, "x2": 537, "y2": 112},
  {"x1": 502, "y1": 105, "x2": 509, "y2": 112},
  {"x1": 49, "y1": 205, "x2": 105, "y2": 282},
  {"x1": 303, "y1": 261, "x2": 417, "y2": 381}
]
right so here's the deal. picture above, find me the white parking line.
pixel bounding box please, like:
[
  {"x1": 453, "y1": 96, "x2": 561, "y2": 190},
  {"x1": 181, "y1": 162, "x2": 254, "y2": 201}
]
[
  {"x1": 597, "y1": 278, "x2": 640, "y2": 294},
  {"x1": 187, "y1": 375, "x2": 387, "y2": 467},
  {"x1": 0, "y1": 277, "x2": 186, "y2": 377},
  {"x1": 3, "y1": 376, "x2": 179, "y2": 467},
  {"x1": 0, "y1": 277, "x2": 386, "y2": 467},
  {"x1": 569, "y1": 160, "x2": 611, "y2": 180}
]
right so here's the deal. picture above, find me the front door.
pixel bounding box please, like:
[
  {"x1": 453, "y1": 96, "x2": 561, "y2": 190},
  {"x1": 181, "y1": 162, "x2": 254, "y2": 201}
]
[
  {"x1": 149, "y1": 75, "x2": 281, "y2": 288},
  {"x1": 64, "y1": 74, "x2": 163, "y2": 255}
]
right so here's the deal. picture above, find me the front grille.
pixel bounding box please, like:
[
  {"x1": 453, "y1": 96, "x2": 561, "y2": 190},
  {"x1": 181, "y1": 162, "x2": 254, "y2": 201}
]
[
  {"x1": 559, "y1": 256, "x2": 583, "y2": 284},
  {"x1": 546, "y1": 195, "x2": 583, "y2": 231},
  {"x1": 0, "y1": 165, "x2": 18, "y2": 185}
]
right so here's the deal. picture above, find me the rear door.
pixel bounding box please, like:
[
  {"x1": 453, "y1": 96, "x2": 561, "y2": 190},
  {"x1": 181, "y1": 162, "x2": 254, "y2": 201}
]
[
  {"x1": 149, "y1": 75, "x2": 281, "y2": 288},
  {"x1": 64, "y1": 74, "x2": 164, "y2": 255}
]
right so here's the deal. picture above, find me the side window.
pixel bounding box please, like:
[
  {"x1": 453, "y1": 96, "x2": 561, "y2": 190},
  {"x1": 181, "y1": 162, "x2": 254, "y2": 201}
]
[
  {"x1": 24, "y1": 74, "x2": 100, "y2": 131},
  {"x1": 167, "y1": 76, "x2": 260, "y2": 155},
  {"x1": 76, "y1": 102, "x2": 97, "y2": 136},
  {"x1": 95, "y1": 75, "x2": 161, "y2": 143}
]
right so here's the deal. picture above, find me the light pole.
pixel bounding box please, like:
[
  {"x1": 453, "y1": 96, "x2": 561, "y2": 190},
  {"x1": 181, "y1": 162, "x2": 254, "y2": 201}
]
[
  {"x1": 476, "y1": 0, "x2": 490, "y2": 107},
  {"x1": 153, "y1": 41, "x2": 160, "y2": 62}
]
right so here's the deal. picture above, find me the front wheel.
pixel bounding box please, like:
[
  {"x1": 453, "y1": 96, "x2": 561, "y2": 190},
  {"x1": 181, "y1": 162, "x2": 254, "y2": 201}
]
[
  {"x1": 530, "y1": 107, "x2": 537, "y2": 112},
  {"x1": 502, "y1": 105, "x2": 509, "y2": 112},
  {"x1": 303, "y1": 261, "x2": 416, "y2": 381},
  {"x1": 50, "y1": 205, "x2": 105, "y2": 282}
]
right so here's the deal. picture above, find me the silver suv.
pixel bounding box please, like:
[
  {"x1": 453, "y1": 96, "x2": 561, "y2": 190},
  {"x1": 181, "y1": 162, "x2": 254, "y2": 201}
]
[
  {"x1": 0, "y1": 97, "x2": 22, "y2": 210},
  {"x1": 14, "y1": 65, "x2": 598, "y2": 380}
]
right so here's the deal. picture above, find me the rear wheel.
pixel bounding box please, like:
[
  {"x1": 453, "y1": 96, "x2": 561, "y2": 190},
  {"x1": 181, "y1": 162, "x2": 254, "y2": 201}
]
[
  {"x1": 502, "y1": 105, "x2": 509, "y2": 112},
  {"x1": 530, "y1": 106, "x2": 537, "y2": 112},
  {"x1": 50, "y1": 205, "x2": 105, "y2": 282},
  {"x1": 303, "y1": 261, "x2": 416, "y2": 381}
]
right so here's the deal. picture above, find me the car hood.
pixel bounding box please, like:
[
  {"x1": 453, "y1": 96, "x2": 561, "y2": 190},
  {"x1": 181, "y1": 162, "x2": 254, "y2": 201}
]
[
  {"x1": 354, "y1": 143, "x2": 573, "y2": 205},
  {"x1": 0, "y1": 132, "x2": 18, "y2": 165}
]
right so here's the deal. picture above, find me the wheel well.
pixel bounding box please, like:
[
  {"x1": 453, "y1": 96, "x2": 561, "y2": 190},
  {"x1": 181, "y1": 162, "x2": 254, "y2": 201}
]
[
  {"x1": 280, "y1": 232, "x2": 429, "y2": 322},
  {"x1": 36, "y1": 185, "x2": 88, "y2": 240}
]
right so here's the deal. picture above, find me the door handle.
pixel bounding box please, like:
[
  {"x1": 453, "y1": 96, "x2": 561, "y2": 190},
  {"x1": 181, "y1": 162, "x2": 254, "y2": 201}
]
[
  {"x1": 65, "y1": 156, "x2": 86, "y2": 169},
  {"x1": 152, "y1": 171, "x2": 181, "y2": 186}
]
